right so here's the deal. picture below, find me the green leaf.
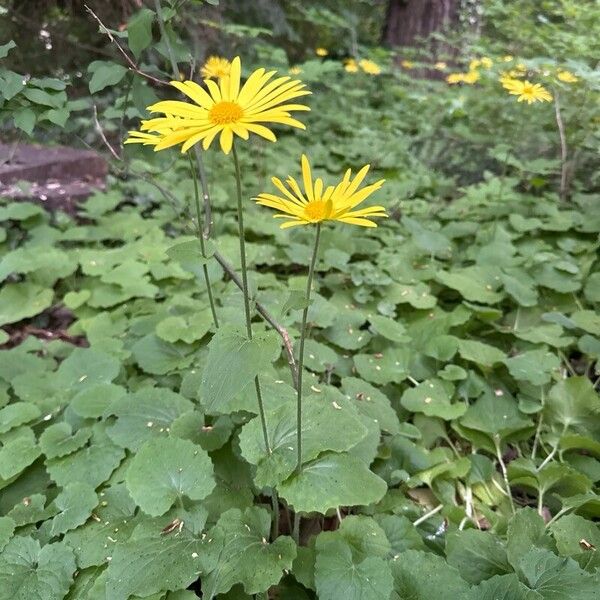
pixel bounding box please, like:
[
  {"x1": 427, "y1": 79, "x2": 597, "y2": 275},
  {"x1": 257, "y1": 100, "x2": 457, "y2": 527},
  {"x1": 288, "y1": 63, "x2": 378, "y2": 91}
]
[
  {"x1": 70, "y1": 383, "x2": 126, "y2": 419},
  {"x1": 375, "y1": 514, "x2": 425, "y2": 554},
  {"x1": 518, "y1": 548, "x2": 598, "y2": 599},
  {"x1": 47, "y1": 482, "x2": 98, "y2": 537},
  {"x1": 550, "y1": 513, "x2": 600, "y2": 557},
  {"x1": 156, "y1": 313, "x2": 213, "y2": 344},
  {"x1": 0, "y1": 537, "x2": 76, "y2": 600},
  {"x1": 39, "y1": 423, "x2": 91, "y2": 459},
  {"x1": 278, "y1": 453, "x2": 387, "y2": 514},
  {"x1": 545, "y1": 377, "x2": 600, "y2": 431},
  {"x1": 106, "y1": 387, "x2": 193, "y2": 451},
  {"x1": 369, "y1": 315, "x2": 409, "y2": 342},
  {"x1": 353, "y1": 348, "x2": 410, "y2": 385},
  {"x1": 56, "y1": 348, "x2": 120, "y2": 392},
  {"x1": 571, "y1": 310, "x2": 600, "y2": 335},
  {"x1": 202, "y1": 507, "x2": 296, "y2": 597},
  {"x1": 88, "y1": 61, "x2": 128, "y2": 94},
  {"x1": 0, "y1": 283, "x2": 53, "y2": 327},
  {"x1": 132, "y1": 333, "x2": 195, "y2": 375},
  {"x1": 335, "y1": 515, "x2": 391, "y2": 562},
  {"x1": 127, "y1": 8, "x2": 155, "y2": 58},
  {"x1": 0, "y1": 40, "x2": 16, "y2": 58},
  {"x1": 457, "y1": 339, "x2": 506, "y2": 367},
  {"x1": 0, "y1": 70, "x2": 26, "y2": 100},
  {"x1": 446, "y1": 529, "x2": 511, "y2": 584},
  {"x1": 504, "y1": 348, "x2": 560, "y2": 386},
  {"x1": 0, "y1": 402, "x2": 41, "y2": 434},
  {"x1": 314, "y1": 538, "x2": 393, "y2": 600},
  {"x1": 201, "y1": 325, "x2": 280, "y2": 414},
  {"x1": 0, "y1": 428, "x2": 41, "y2": 479},
  {"x1": 239, "y1": 393, "x2": 367, "y2": 488},
  {"x1": 401, "y1": 379, "x2": 466, "y2": 420},
  {"x1": 0, "y1": 517, "x2": 15, "y2": 552},
  {"x1": 390, "y1": 549, "x2": 470, "y2": 599},
  {"x1": 466, "y1": 573, "x2": 542, "y2": 600},
  {"x1": 126, "y1": 437, "x2": 215, "y2": 516},
  {"x1": 507, "y1": 508, "x2": 555, "y2": 570},
  {"x1": 437, "y1": 267, "x2": 503, "y2": 304}
]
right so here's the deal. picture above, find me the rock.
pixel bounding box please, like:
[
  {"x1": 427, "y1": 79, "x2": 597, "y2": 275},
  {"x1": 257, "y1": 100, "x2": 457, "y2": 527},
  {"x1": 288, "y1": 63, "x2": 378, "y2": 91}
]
[{"x1": 0, "y1": 142, "x2": 107, "y2": 213}]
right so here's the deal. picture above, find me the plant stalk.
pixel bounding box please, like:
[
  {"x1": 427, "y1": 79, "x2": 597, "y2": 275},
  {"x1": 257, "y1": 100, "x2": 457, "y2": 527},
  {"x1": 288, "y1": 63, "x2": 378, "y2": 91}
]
[
  {"x1": 189, "y1": 155, "x2": 219, "y2": 328},
  {"x1": 231, "y1": 143, "x2": 271, "y2": 455},
  {"x1": 295, "y1": 223, "x2": 322, "y2": 475}
]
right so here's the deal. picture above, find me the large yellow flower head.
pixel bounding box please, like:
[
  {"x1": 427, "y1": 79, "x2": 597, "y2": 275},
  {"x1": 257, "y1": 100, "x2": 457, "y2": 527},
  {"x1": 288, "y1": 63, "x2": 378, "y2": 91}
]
[
  {"x1": 502, "y1": 78, "x2": 552, "y2": 104},
  {"x1": 359, "y1": 59, "x2": 382, "y2": 75},
  {"x1": 201, "y1": 56, "x2": 231, "y2": 80},
  {"x1": 134, "y1": 57, "x2": 311, "y2": 155},
  {"x1": 557, "y1": 69, "x2": 578, "y2": 83},
  {"x1": 255, "y1": 155, "x2": 386, "y2": 229}
]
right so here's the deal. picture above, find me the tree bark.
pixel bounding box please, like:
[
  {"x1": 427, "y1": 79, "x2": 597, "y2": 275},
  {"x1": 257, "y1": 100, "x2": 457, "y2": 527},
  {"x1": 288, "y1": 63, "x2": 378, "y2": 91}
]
[{"x1": 382, "y1": 0, "x2": 459, "y2": 48}]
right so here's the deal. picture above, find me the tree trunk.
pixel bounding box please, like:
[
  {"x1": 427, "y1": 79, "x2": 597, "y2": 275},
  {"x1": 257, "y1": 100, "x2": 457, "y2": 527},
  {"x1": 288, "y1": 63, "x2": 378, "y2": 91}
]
[{"x1": 382, "y1": 0, "x2": 459, "y2": 48}]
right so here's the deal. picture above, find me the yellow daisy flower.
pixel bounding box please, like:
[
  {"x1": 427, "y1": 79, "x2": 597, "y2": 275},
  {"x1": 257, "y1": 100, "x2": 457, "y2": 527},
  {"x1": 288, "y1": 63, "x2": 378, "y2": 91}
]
[
  {"x1": 557, "y1": 70, "x2": 578, "y2": 83},
  {"x1": 502, "y1": 55, "x2": 514, "y2": 62},
  {"x1": 480, "y1": 57, "x2": 493, "y2": 69},
  {"x1": 359, "y1": 59, "x2": 382, "y2": 75},
  {"x1": 446, "y1": 72, "x2": 465, "y2": 84},
  {"x1": 469, "y1": 58, "x2": 481, "y2": 71},
  {"x1": 201, "y1": 56, "x2": 231, "y2": 80},
  {"x1": 315, "y1": 48, "x2": 328, "y2": 57},
  {"x1": 401, "y1": 60, "x2": 414, "y2": 69},
  {"x1": 502, "y1": 79, "x2": 553, "y2": 104},
  {"x1": 344, "y1": 59, "x2": 359, "y2": 73},
  {"x1": 255, "y1": 155, "x2": 386, "y2": 229},
  {"x1": 434, "y1": 61, "x2": 447, "y2": 70},
  {"x1": 138, "y1": 56, "x2": 311, "y2": 155},
  {"x1": 462, "y1": 70, "x2": 480, "y2": 84},
  {"x1": 289, "y1": 66, "x2": 302, "y2": 75}
]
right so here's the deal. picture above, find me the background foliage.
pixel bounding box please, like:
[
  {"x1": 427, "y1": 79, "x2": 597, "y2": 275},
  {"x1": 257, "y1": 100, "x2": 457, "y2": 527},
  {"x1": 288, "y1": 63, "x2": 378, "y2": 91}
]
[{"x1": 0, "y1": 0, "x2": 599, "y2": 599}]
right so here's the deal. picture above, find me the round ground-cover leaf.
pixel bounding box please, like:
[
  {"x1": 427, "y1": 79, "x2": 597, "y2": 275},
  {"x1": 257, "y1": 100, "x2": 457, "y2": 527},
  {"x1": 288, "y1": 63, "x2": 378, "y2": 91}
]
[
  {"x1": 446, "y1": 529, "x2": 511, "y2": 584},
  {"x1": 501, "y1": 271, "x2": 539, "y2": 307},
  {"x1": 7, "y1": 494, "x2": 57, "y2": 527},
  {"x1": 503, "y1": 348, "x2": 560, "y2": 386},
  {"x1": 340, "y1": 377, "x2": 400, "y2": 434},
  {"x1": 549, "y1": 513, "x2": 600, "y2": 557},
  {"x1": 514, "y1": 324, "x2": 574, "y2": 348},
  {"x1": 70, "y1": 383, "x2": 126, "y2": 419},
  {"x1": 239, "y1": 394, "x2": 368, "y2": 488},
  {"x1": 301, "y1": 339, "x2": 339, "y2": 373},
  {"x1": 332, "y1": 515, "x2": 391, "y2": 562},
  {"x1": 0, "y1": 282, "x2": 54, "y2": 327},
  {"x1": 201, "y1": 325, "x2": 280, "y2": 414},
  {"x1": 322, "y1": 313, "x2": 372, "y2": 351},
  {"x1": 105, "y1": 524, "x2": 207, "y2": 600},
  {"x1": 156, "y1": 313, "x2": 213, "y2": 344},
  {"x1": 0, "y1": 516, "x2": 15, "y2": 552},
  {"x1": 436, "y1": 267, "x2": 504, "y2": 304},
  {"x1": 353, "y1": 348, "x2": 410, "y2": 385},
  {"x1": 45, "y1": 482, "x2": 98, "y2": 537},
  {"x1": 46, "y1": 441, "x2": 125, "y2": 489},
  {"x1": 375, "y1": 514, "x2": 425, "y2": 555},
  {"x1": 0, "y1": 427, "x2": 41, "y2": 480},
  {"x1": 518, "y1": 548, "x2": 598, "y2": 599},
  {"x1": 368, "y1": 315, "x2": 410, "y2": 343},
  {"x1": 401, "y1": 378, "x2": 466, "y2": 420},
  {"x1": 126, "y1": 437, "x2": 215, "y2": 516},
  {"x1": 314, "y1": 538, "x2": 393, "y2": 600},
  {"x1": 55, "y1": 347, "x2": 120, "y2": 392},
  {"x1": 0, "y1": 402, "x2": 41, "y2": 434},
  {"x1": 457, "y1": 339, "x2": 506, "y2": 367},
  {"x1": 390, "y1": 549, "x2": 470, "y2": 599},
  {"x1": 0, "y1": 246, "x2": 77, "y2": 284},
  {"x1": 0, "y1": 537, "x2": 76, "y2": 600},
  {"x1": 64, "y1": 484, "x2": 137, "y2": 568},
  {"x1": 201, "y1": 507, "x2": 296, "y2": 597},
  {"x1": 39, "y1": 423, "x2": 91, "y2": 459},
  {"x1": 583, "y1": 272, "x2": 600, "y2": 303},
  {"x1": 106, "y1": 387, "x2": 194, "y2": 451},
  {"x1": 466, "y1": 573, "x2": 542, "y2": 600},
  {"x1": 278, "y1": 452, "x2": 387, "y2": 514},
  {"x1": 459, "y1": 392, "x2": 533, "y2": 443},
  {"x1": 131, "y1": 333, "x2": 196, "y2": 375},
  {"x1": 571, "y1": 310, "x2": 600, "y2": 336},
  {"x1": 545, "y1": 377, "x2": 600, "y2": 432},
  {"x1": 386, "y1": 282, "x2": 437, "y2": 309}
]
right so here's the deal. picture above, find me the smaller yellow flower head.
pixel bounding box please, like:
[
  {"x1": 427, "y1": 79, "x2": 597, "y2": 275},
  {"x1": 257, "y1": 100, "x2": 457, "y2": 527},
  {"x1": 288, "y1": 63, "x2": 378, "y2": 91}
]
[
  {"x1": 446, "y1": 73, "x2": 465, "y2": 84},
  {"x1": 201, "y1": 56, "x2": 231, "y2": 80},
  {"x1": 462, "y1": 70, "x2": 480, "y2": 84},
  {"x1": 468, "y1": 58, "x2": 481, "y2": 71},
  {"x1": 502, "y1": 79, "x2": 553, "y2": 104},
  {"x1": 480, "y1": 57, "x2": 493, "y2": 69},
  {"x1": 434, "y1": 61, "x2": 447, "y2": 70},
  {"x1": 289, "y1": 66, "x2": 302, "y2": 75},
  {"x1": 557, "y1": 70, "x2": 578, "y2": 83},
  {"x1": 315, "y1": 47, "x2": 328, "y2": 57},
  {"x1": 401, "y1": 60, "x2": 414, "y2": 69},
  {"x1": 502, "y1": 55, "x2": 514, "y2": 62},
  {"x1": 359, "y1": 59, "x2": 382, "y2": 75},
  {"x1": 255, "y1": 155, "x2": 386, "y2": 229},
  {"x1": 345, "y1": 59, "x2": 359, "y2": 73}
]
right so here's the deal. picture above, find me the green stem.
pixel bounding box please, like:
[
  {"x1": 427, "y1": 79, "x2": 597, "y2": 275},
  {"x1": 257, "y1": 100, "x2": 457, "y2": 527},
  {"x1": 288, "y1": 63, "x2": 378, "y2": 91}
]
[
  {"x1": 292, "y1": 512, "x2": 301, "y2": 545},
  {"x1": 494, "y1": 437, "x2": 516, "y2": 515},
  {"x1": 231, "y1": 143, "x2": 271, "y2": 455},
  {"x1": 295, "y1": 223, "x2": 322, "y2": 475},
  {"x1": 270, "y1": 490, "x2": 280, "y2": 540},
  {"x1": 189, "y1": 155, "x2": 219, "y2": 329}
]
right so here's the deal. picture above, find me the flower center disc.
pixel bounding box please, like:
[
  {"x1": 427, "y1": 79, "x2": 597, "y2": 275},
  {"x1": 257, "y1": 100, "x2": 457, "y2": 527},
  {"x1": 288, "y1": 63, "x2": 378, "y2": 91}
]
[
  {"x1": 209, "y1": 101, "x2": 244, "y2": 125},
  {"x1": 304, "y1": 200, "x2": 328, "y2": 221}
]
